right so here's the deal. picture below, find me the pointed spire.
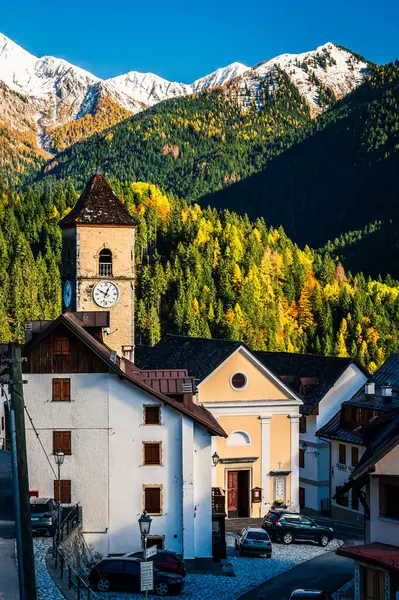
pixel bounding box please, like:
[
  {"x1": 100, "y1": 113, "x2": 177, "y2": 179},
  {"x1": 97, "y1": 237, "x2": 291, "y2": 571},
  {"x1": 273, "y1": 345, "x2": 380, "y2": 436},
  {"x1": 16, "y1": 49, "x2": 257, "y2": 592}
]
[{"x1": 59, "y1": 174, "x2": 138, "y2": 228}]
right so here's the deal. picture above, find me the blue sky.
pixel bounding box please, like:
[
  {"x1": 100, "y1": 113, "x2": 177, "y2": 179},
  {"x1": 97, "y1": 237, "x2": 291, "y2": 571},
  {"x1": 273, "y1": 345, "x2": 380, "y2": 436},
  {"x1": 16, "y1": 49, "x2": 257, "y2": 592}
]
[{"x1": 2, "y1": 0, "x2": 398, "y2": 82}]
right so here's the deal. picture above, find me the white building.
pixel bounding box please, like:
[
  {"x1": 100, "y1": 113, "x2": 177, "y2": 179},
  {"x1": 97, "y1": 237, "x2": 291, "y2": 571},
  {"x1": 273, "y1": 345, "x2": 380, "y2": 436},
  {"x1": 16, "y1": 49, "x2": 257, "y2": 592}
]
[
  {"x1": 317, "y1": 355, "x2": 399, "y2": 525},
  {"x1": 4, "y1": 311, "x2": 225, "y2": 563},
  {"x1": 336, "y1": 411, "x2": 399, "y2": 600}
]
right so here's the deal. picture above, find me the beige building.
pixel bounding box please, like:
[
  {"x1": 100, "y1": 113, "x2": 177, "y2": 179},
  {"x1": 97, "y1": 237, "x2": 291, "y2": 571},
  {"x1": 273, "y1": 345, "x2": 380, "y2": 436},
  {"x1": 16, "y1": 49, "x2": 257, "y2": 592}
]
[{"x1": 136, "y1": 336, "x2": 303, "y2": 517}]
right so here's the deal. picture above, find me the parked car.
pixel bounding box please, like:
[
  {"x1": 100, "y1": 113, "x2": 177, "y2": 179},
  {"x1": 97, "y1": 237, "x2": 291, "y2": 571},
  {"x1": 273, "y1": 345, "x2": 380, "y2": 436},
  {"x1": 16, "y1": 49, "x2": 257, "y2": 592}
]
[
  {"x1": 235, "y1": 527, "x2": 272, "y2": 557},
  {"x1": 262, "y1": 510, "x2": 333, "y2": 546},
  {"x1": 29, "y1": 497, "x2": 58, "y2": 536},
  {"x1": 124, "y1": 549, "x2": 186, "y2": 577},
  {"x1": 88, "y1": 557, "x2": 184, "y2": 595},
  {"x1": 290, "y1": 591, "x2": 333, "y2": 599}
]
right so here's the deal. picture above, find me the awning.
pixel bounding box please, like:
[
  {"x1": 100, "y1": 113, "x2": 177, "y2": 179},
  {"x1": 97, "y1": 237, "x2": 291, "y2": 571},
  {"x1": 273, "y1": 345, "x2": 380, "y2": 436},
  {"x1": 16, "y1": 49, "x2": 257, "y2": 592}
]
[{"x1": 337, "y1": 543, "x2": 399, "y2": 572}]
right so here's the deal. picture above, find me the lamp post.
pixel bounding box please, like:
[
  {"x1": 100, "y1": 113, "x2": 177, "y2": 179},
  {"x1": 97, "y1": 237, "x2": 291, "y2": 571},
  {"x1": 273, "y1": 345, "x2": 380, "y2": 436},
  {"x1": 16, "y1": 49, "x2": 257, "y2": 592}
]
[
  {"x1": 54, "y1": 448, "x2": 65, "y2": 546},
  {"x1": 138, "y1": 510, "x2": 152, "y2": 597}
]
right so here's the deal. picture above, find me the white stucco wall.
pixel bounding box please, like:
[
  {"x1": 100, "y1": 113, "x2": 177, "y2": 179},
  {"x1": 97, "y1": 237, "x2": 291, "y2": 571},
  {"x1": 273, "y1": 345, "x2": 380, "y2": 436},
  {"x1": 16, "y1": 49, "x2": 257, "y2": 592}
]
[
  {"x1": 369, "y1": 476, "x2": 399, "y2": 546},
  {"x1": 194, "y1": 424, "x2": 212, "y2": 558},
  {"x1": 24, "y1": 373, "x2": 109, "y2": 536},
  {"x1": 108, "y1": 376, "x2": 184, "y2": 556},
  {"x1": 22, "y1": 369, "x2": 214, "y2": 560},
  {"x1": 299, "y1": 364, "x2": 366, "y2": 513}
]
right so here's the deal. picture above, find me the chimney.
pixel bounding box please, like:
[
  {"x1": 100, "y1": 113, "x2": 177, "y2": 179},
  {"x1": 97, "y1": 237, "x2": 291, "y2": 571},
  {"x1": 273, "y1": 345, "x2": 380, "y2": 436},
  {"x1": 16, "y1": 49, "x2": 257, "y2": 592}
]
[
  {"x1": 365, "y1": 381, "x2": 375, "y2": 398},
  {"x1": 381, "y1": 383, "x2": 392, "y2": 402},
  {"x1": 122, "y1": 345, "x2": 135, "y2": 363}
]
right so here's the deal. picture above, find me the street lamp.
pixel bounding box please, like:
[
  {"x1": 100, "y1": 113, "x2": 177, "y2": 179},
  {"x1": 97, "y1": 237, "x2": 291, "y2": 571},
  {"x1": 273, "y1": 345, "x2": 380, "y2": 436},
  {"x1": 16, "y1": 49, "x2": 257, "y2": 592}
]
[
  {"x1": 138, "y1": 510, "x2": 152, "y2": 597},
  {"x1": 212, "y1": 452, "x2": 220, "y2": 467},
  {"x1": 54, "y1": 448, "x2": 65, "y2": 546}
]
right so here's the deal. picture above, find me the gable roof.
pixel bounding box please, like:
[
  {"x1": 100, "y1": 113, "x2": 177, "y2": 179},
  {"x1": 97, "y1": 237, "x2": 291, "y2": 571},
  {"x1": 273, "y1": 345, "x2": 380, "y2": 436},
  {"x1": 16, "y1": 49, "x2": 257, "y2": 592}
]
[
  {"x1": 254, "y1": 351, "x2": 367, "y2": 415},
  {"x1": 23, "y1": 314, "x2": 225, "y2": 437},
  {"x1": 135, "y1": 334, "x2": 302, "y2": 403},
  {"x1": 135, "y1": 335, "x2": 243, "y2": 383},
  {"x1": 316, "y1": 409, "x2": 365, "y2": 445},
  {"x1": 351, "y1": 412, "x2": 399, "y2": 479},
  {"x1": 59, "y1": 174, "x2": 138, "y2": 228}
]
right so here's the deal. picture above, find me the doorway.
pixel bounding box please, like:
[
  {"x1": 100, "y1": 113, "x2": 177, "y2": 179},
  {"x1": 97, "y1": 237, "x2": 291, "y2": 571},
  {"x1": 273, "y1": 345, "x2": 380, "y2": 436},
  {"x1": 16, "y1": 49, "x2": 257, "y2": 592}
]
[{"x1": 227, "y1": 470, "x2": 250, "y2": 518}]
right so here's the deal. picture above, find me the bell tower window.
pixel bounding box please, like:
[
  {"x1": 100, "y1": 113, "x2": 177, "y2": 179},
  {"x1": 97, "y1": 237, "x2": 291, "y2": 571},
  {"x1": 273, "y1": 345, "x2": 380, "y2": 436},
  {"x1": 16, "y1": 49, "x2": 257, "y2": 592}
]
[{"x1": 99, "y1": 249, "x2": 113, "y2": 277}]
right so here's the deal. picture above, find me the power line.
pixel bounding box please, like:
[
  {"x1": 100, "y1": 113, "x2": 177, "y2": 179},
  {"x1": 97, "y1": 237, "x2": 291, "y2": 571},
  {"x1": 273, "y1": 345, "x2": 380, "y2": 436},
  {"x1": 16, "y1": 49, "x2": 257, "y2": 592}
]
[{"x1": 24, "y1": 404, "x2": 57, "y2": 478}]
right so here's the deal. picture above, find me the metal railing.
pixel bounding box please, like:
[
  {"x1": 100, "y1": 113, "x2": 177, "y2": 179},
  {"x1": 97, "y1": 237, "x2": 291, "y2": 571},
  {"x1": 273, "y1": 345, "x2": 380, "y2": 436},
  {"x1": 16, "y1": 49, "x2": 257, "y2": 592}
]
[
  {"x1": 54, "y1": 547, "x2": 101, "y2": 600},
  {"x1": 51, "y1": 504, "x2": 101, "y2": 600},
  {"x1": 99, "y1": 263, "x2": 112, "y2": 277}
]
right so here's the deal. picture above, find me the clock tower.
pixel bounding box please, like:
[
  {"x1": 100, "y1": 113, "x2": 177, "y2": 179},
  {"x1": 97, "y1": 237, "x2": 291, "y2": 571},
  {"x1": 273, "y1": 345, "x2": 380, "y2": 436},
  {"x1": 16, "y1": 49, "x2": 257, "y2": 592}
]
[{"x1": 60, "y1": 174, "x2": 138, "y2": 355}]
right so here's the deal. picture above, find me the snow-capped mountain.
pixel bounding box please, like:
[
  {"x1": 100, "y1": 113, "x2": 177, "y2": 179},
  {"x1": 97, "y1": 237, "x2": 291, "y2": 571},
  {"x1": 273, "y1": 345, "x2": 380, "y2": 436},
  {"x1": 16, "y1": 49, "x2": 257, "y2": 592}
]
[
  {"x1": 230, "y1": 42, "x2": 369, "y2": 116},
  {"x1": 0, "y1": 33, "x2": 370, "y2": 153}
]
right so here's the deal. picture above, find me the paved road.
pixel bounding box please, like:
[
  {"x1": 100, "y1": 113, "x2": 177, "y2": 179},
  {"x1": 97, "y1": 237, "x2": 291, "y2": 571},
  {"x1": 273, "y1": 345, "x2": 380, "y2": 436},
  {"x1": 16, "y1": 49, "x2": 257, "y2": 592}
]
[
  {"x1": 0, "y1": 521, "x2": 19, "y2": 600},
  {"x1": 238, "y1": 552, "x2": 354, "y2": 600}
]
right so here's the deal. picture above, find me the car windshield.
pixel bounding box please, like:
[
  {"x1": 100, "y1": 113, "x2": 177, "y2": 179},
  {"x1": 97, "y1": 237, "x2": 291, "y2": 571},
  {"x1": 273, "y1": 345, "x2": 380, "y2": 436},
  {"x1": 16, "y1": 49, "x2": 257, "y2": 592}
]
[
  {"x1": 30, "y1": 504, "x2": 49, "y2": 514},
  {"x1": 247, "y1": 531, "x2": 269, "y2": 540}
]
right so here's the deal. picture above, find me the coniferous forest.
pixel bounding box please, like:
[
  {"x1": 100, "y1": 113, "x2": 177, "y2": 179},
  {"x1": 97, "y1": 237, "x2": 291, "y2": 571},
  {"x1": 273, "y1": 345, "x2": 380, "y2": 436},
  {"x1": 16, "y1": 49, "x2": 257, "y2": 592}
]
[{"x1": 1, "y1": 61, "x2": 399, "y2": 374}]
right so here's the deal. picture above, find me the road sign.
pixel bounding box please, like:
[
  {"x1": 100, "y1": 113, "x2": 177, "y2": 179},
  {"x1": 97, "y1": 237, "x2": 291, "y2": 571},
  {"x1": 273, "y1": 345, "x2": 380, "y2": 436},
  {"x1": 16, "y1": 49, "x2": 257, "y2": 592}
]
[
  {"x1": 145, "y1": 545, "x2": 157, "y2": 559},
  {"x1": 140, "y1": 561, "x2": 154, "y2": 592}
]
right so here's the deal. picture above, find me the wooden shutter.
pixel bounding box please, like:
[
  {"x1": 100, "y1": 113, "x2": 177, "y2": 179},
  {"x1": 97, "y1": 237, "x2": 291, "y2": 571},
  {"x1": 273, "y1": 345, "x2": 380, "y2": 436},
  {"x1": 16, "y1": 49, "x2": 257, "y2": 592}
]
[
  {"x1": 339, "y1": 444, "x2": 346, "y2": 464},
  {"x1": 54, "y1": 480, "x2": 71, "y2": 503},
  {"x1": 144, "y1": 406, "x2": 161, "y2": 425},
  {"x1": 351, "y1": 446, "x2": 359, "y2": 466},
  {"x1": 144, "y1": 443, "x2": 161, "y2": 465},
  {"x1": 53, "y1": 379, "x2": 61, "y2": 401},
  {"x1": 299, "y1": 448, "x2": 305, "y2": 468},
  {"x1": 61, "y1": 379, "x2": 71, "y2": 401},
  {"x1": 53, "y1": 431, "x2": 71, "y2": 455},
  {"x1": 144, "y1": 487, "x2": 161, "y2": 514},
  {"x1": 54, "y1": 337, "x2": 70, "y2": 355}
]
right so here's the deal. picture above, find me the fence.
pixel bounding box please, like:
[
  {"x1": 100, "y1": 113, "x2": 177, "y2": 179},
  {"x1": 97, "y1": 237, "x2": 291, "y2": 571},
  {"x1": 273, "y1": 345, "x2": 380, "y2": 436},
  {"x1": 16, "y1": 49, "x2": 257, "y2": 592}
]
[{"x1": 51, "y1": 503, "x2": 101, "y2": 600}]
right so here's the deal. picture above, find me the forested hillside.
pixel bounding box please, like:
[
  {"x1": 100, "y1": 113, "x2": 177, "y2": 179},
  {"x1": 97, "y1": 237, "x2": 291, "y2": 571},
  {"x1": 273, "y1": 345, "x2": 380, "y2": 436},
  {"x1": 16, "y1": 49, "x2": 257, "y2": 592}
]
[
  {"x1": 204, "y1": 63, "x2": 399, "y2": 254},
  {"x1": 37, "y1": 67, "x2": 315, "y2": 198},
  {"x1": 2, "y1": 176, "x2": 399, "y2": 374}
]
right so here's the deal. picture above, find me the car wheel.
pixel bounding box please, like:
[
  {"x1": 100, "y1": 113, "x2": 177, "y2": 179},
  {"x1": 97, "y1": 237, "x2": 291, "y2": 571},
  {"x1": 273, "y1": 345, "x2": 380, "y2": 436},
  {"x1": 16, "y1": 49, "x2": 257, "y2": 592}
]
[
  {"x1": 282, "y1": 532, "x2": 294, "y2": 545},
  {"x1": 97, "y1": 578, "x2": 110, "y2": 592},
  {"x1": 319, "y1": 534, "x2": 330, "y2": 547},
  {"x1": 155, "y1": 582, "x2": 169, "y2": 596}
]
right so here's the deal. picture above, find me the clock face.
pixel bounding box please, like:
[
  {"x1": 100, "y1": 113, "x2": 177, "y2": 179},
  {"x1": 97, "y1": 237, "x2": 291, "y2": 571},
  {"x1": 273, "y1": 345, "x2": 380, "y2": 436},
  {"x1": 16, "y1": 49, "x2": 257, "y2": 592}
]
[
  {"x1": 63, "y1": 280, "x2": 72, "y2": 308},
  {"x1": 93, "y1": 281, "x2": 119, "y2": 308}
]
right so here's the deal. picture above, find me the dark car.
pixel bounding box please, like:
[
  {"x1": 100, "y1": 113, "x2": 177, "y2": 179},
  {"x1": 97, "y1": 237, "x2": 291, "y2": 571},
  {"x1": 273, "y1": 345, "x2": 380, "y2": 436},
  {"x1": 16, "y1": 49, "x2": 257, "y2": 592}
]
[
  {"x1": 88, "y1": 557, "x2": 184, "y2": 595},
  {"x1": 235, "y1": 528, "x2": 272, "y2": 557},
  {"x1": 30, "y1": 497, "x2": 58, "y2": 536},
  {"x1": 290, "y1": 591, "x2": 333, "y2": 599},
  {"x1": 262, "y1": 510, "x2": 333, "y2": 546},
  {"x1": 124, "y1": 549, "x2": 186, "y2": 577}
]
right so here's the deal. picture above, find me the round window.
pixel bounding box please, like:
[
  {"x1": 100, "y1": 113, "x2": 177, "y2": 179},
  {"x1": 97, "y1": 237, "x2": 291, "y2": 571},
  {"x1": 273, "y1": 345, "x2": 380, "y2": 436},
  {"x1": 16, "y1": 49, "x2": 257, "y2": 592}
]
[{"x1": 231, "y1": 373, "x2": 247, "y2": 390}]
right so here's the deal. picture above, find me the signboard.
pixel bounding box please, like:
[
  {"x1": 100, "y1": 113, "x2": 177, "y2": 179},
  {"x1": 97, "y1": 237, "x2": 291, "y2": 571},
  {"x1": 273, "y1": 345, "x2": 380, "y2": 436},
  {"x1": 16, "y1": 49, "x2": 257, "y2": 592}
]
[
  {"x1": 140, "y1": 561, "x2": 154, "y2": 592},
  {"x1": 145, "y1": 545, "x2": 157, "y2": 559}
]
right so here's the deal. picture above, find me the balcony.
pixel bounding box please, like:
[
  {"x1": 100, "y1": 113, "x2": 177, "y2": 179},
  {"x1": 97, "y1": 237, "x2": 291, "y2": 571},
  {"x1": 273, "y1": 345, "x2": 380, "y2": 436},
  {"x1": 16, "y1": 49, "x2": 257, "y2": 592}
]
[{"x1": 99, "y1": 263, "x2": 112, "y2": 277}]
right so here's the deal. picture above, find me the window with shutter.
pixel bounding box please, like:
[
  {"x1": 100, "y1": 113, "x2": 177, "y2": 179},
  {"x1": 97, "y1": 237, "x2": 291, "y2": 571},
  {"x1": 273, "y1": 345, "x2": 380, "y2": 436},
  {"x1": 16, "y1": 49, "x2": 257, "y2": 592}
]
[
  {"x1": 52, "y1": 378, "x2": 71, "y2": 401},
  {"x1": 339, "y1": 444, "x2": 347, "y2": 465},
  {"x1": 351, "y1": 446, "x2": 359, "y2": 466},
  {"x1": 144, "y1": 406, "x2": 161, "y2": 425},
  {"x1": 53, "y1": 431, "x2": 72, "y2": 455},
  {"x1": 299, "y1": 448, "x2": 305, "y2": 468},
  {"x1": 54, "y1": 480, "x2": 71, "y2": 503},
  {"x1": 143, "y1": 443, "x2": 161, "y2": 465},
  {"x1": 144, "y1": 486, "x2": 162, "y2": 515},
  {"x1": 352, "y1": 489, "x2": 359, "y2": 511},
  {"x1": 147, "y1": 536, "x2": 165, "y2": 550},
  {"x1": 54, "y1": 337, "x2": 70, "y2": 356}
]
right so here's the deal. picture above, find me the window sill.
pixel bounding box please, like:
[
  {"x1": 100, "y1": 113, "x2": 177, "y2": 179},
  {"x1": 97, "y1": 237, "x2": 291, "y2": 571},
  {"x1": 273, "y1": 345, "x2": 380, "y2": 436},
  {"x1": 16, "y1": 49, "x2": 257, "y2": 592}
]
[
  {"x1": 143, "y1": 423, "x2": 162, "y2": 426},
  {"x1": 143, "y1": 464, "x2": 163, "y2": 467},
  {"x1": 51, "y1": 400, "x2": 72, "y2": 403},
  {"x1": 146, "y1": 512, "x2": 163, "y2": 517},
  {"x1": 378, "y1": 516, "x2": 399, "y2": 523}
]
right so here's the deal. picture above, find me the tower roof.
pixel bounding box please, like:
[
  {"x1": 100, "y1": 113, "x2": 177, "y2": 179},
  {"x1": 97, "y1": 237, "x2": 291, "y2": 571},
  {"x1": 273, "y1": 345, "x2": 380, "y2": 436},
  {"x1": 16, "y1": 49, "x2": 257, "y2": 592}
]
[{"x1": 59, "y1": 174, "x2": 138, "y2": 228}]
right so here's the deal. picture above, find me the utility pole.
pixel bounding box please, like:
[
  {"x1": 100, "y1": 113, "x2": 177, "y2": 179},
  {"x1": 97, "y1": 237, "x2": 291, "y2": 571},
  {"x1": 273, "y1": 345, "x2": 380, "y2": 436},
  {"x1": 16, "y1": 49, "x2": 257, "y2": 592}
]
[{"x1": 8, "y1": 343, "x2": 37, "y2": 600}]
